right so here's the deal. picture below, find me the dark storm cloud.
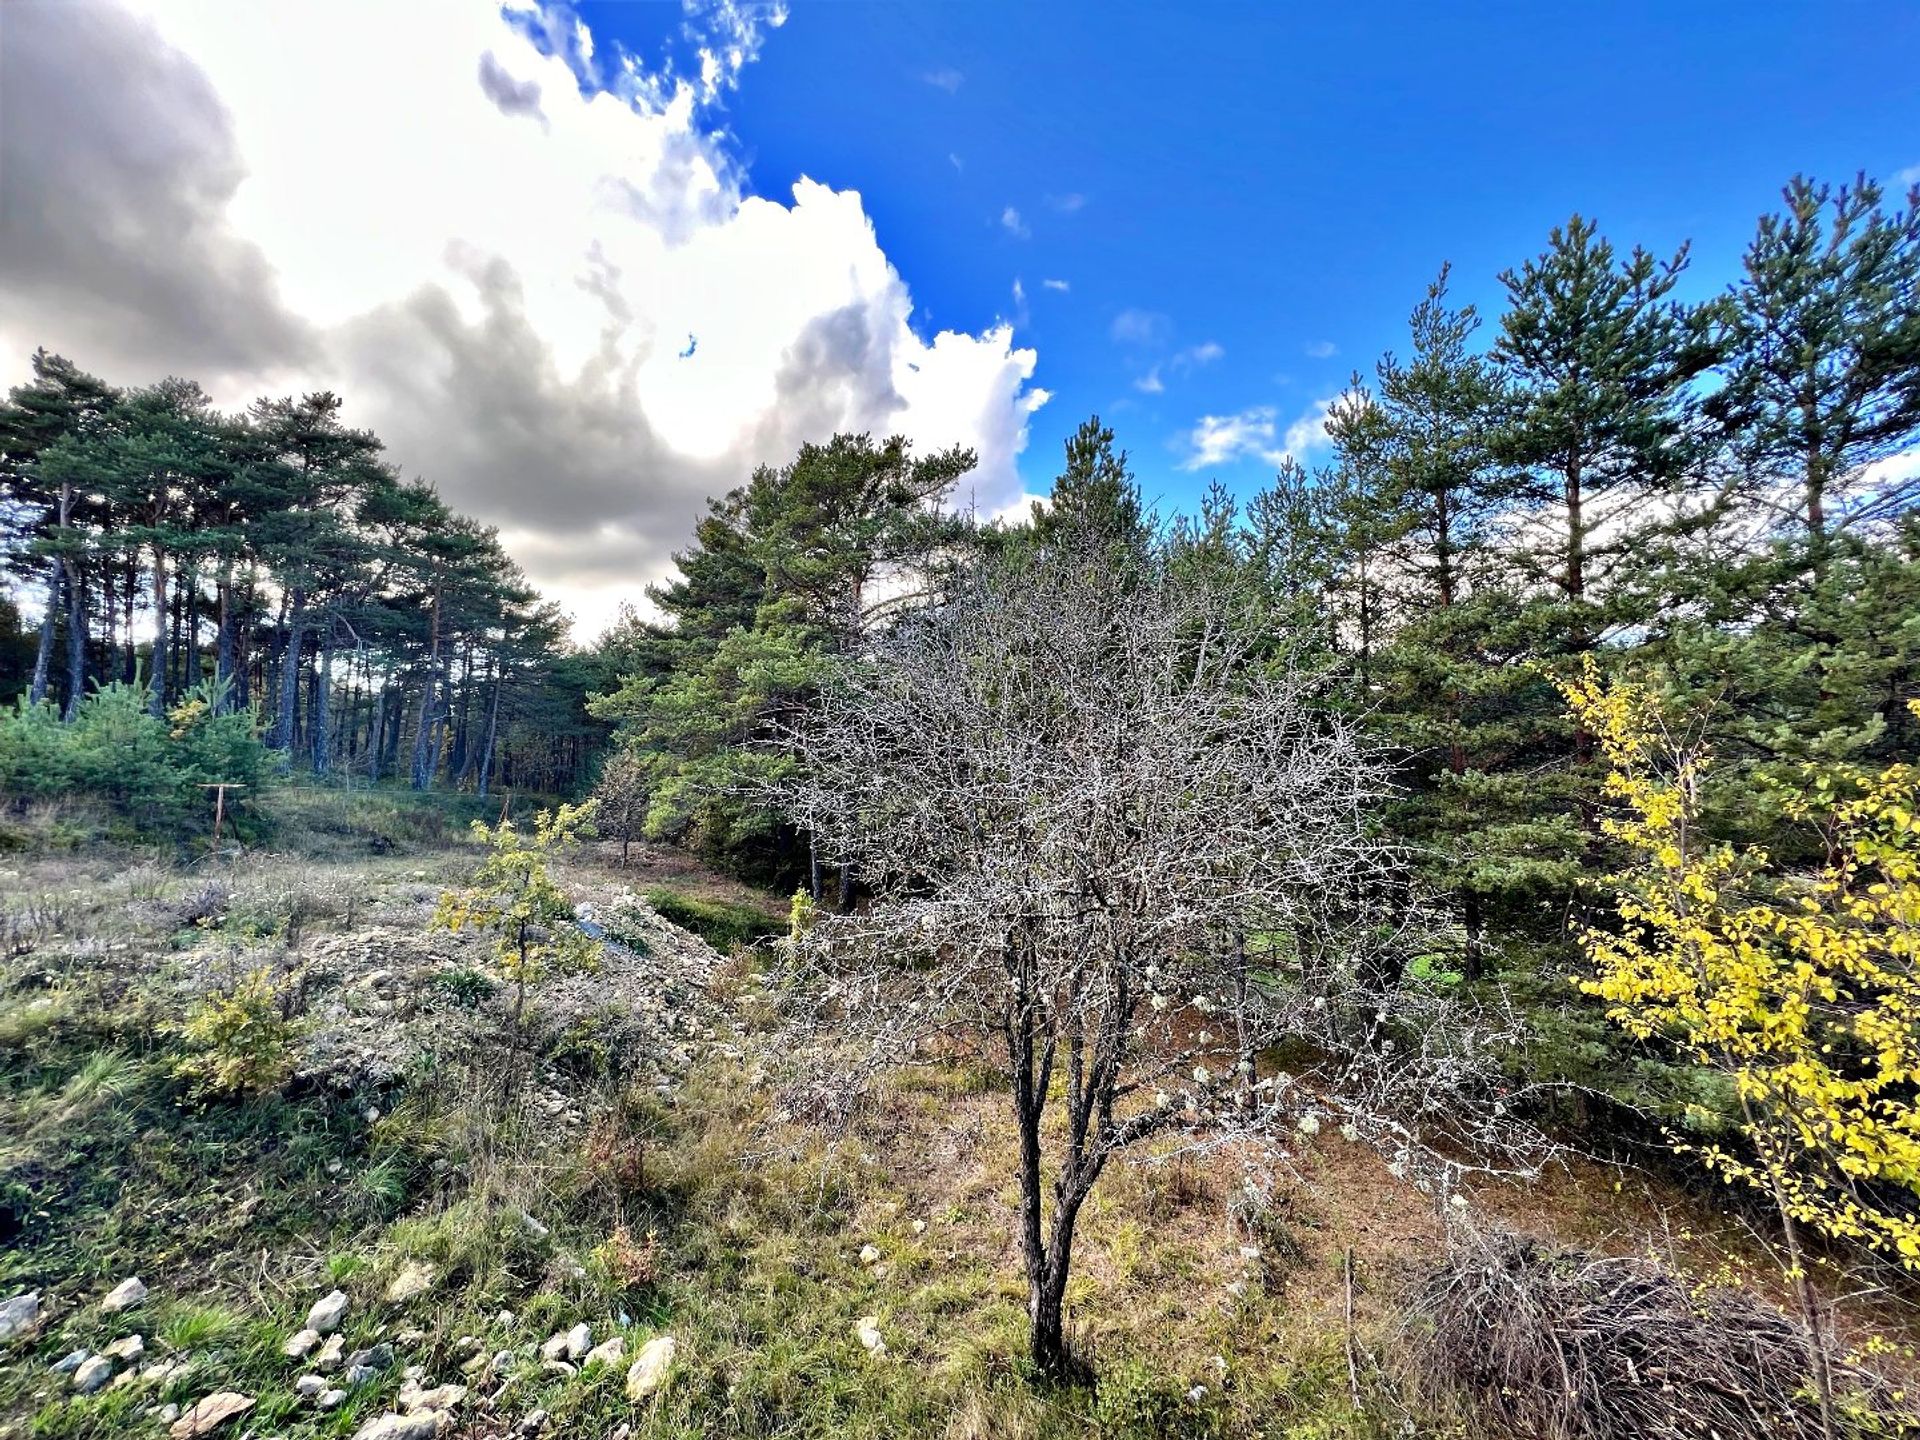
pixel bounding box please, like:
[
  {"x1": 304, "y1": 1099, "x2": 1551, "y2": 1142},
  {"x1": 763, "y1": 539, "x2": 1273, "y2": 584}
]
[
  {"x1": 478, "y1": 51, "x2": 545, "y2": 122},
  {"x1": 0, "y1": 0, "x2": 315, "y2": 385}
]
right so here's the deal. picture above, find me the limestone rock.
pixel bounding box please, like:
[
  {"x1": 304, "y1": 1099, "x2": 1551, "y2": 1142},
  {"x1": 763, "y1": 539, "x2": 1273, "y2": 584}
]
[
  {"x1": 349, "y1": 1411, "x2": 443, "y2": 1440},
  {"x1": 307, "y1": 1288, "x2": 350, "y2": 1333},
  {"x1": 398, "y1": 1378, "x2": 466, "y2": 1412},
  {"x1": 0, "y1": 1291, "x2": 40, "y2": 1342},
  {"x1": 385, "y1": 1261, "x2": 435, "y2": 1304},
  {"x1": 319, "y1": 1389, "x2": 348, "y2": 1411},
  {"x1": 858, "y1": 1244, "x2": 881, "y2": 1266},
  {"x1": 167, "y1": 1391, "x2": 254, "y2": 1438},
  {"x1": 563, "y1": 1321, "x2": 591, "y2": 1360},
  {"x1": 519, "y1": 1409, "x2": 550, "y2": 1434},
  {"x1": 102, "y1": 1277, "x2": 148, "y2": 1313},
  {"x1": 315, "y1": 1334, "x2": 346, "y2": 1369},
  {"x1": 103, "y1": 1334, "x2": 144, "y2": 1361},
  {"x1": 72, "y1": 1355, "x2": 114, "y2": 1393},
  {"x1": 52, "y1": 1348, "x2": 88, "y2": 1374},
  {"x1": 624, "y1": 1335, "x2": 676, "y2": 1400},
  {"x1": 583, "y1": 1335, "x2": 626, "y2": 1369},
  {"x1": 295, "y1": 1375, "x2": 326, "y2": 1398},
  {"x1": 854, "y1": 1317, "x2": 886, "y2": 1356},
  {"x1": 284, "y1": 1328, "x2": 321, "y2": 1358}
]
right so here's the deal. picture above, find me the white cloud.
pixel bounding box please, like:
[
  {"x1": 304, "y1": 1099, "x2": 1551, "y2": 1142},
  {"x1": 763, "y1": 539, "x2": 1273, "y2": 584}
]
[
  {"x1": 921, "y1": 66, "x2": 963, "y2": 93},
  {"x1": 1110, "y1": 308, "x2": 1170, "y2": 346},
  {"x1": 1304, "y1": 339, "x2": 1338, "y2": 359},
  {"x1": 0, "y1": 0, "x2": 1044, "y2": 640},
  {"x1": 1046, "y1": 192, "x2": 1086, "y2": 214},
  {"x1": 1000, "y1": 206, "x2": 1030, "y2": 239},
  {"x1": 1041, "y1": 278, "x2": 1070, "y2": 293},
  {"x1": 1181, "y1": 341, "x2": 1224, "y2": 367},
  {"x1": 1178, "y1": 399, "x2": 1332, "y2": 471},
  {"x1": 1133, "y1": 368, "x2": 1164, "y2": 395},
  {"x1": 1894, "y1": 163, "x2": 1920, "y2": 188}
]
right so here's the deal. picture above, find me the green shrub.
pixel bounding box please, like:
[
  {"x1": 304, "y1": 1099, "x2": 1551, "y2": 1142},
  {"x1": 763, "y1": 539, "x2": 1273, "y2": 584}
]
[
  {"x1": 0, "y1": 680, "x2": 267, "y2": 843},
  {"x1": 170, "y1": 968, "x2": 300, "y2": 1100}
]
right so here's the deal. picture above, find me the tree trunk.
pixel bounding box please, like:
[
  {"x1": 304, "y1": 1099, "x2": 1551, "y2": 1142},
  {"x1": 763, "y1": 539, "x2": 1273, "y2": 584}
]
[
  {"x1": 274, "y1": 587, "x2": 305, "y2": 751},
  {"x1": 475, "y1": 665, "x2": 504, "y2": 799},
  {"x1": 311, "y1": 624, "x2": 335, "y2": 777},
  {"x1": 148, "y1": 547, "x2": 170, "y2": 716},
  {"x1": 411, "y1": 586, "x2": 442, "y2": 790},
  {"x1": 62, "y1": 557, "x2": 85, "y2": 721},
  {"x1": 214, "y1": 564, "x2": 236, "y2": 708},
  {"x1": 29, "y1": 554, "x2": 59, "y2": 706}
]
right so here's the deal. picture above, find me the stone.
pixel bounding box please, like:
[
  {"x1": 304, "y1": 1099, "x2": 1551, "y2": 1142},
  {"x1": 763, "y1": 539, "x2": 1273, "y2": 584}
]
[
  {"x1": 609, "y1": 1427, "x2": 631, "y2": 1440},
  {"x1": 911, "y1": 1219, "x2": 927, "y2": 1235},
  {"x1": 346, "y1": 1364, "x2": 380, "y2": 1385},
  {"x1": 168, "y1": 1391, "x2": 255, "y2": 1438},
  {"x1": 624, "y1": 1335, "x2": 676, "y2": 1400},
  {"x1": 563, "y1": 1322, "x2": 591, "y2": 1360},
  {"x1": 73, "y1": 1355, "x2": 115, "y2": 1393},
  {"x1": 519, "y1": 1409, "x2": 550, "y2": 1434},
  {"x1": 295, "y1": 1375, "x2": 326, "y2": 1398},
  {"x1": 495, "y1": 1308, "x2": 516, "y2": 1329},
  {"x1": 854, "y1": 1317, "x2": 886, "y2": 1357},
  {"x1": 103, "y1": 1334, "x2": 145, "y2": 1361},
  {"x1": 453, "y1": 1335, "x2": 482, "y2": 1357},
  {"x1": 489, "y1": 1349, "x2": 514, "y2": 1375},
  {"x1": 314, "y1": 1333, "x2": 347, "y2": 1370},
  {"x1": 284, "y1": 1327, "x2": 320, "y2": 1357},
  {"x1": 347, "y1": 1342, "x2": 395, "y2": 1373},
  {"x1": 307, "y1": 1289, "x2": 350, "y2": 1333},
  {"x1": 102, "y1": 1277, "x2": 148, "y2": 1313},
  {"x1": 0, "y1": 1291, "x2": 40, "y2": 1341},
  {"x1": 519, "y1": 1213, "x2": 550, "y2": 1241},
  {"x1": 537, "y1": 1331, "x2": 571, "y2": 1362},
  {"x1": 403, "y1": 1363, "x2": 426, "y2": 1382},
  {"x1": 385, "y1": 1261, "x2": 435, "y2": 1304},
  {"x1": 583, "y1": 1335, "x2": 626, "y2": 1369},
  {"x1": 858, "y1": 1244, "x2": 881, "y2": 1266},
  {"x1": 52, "y1": 1349, "x2": 89, "y2": 1374},
  {"x1": 540, "y1": 1359, "x2": 576, "y2": 1379},
  {"x1": 398, "y1": 1378, "x2": 466, "y2": 1413},
  {"x1": 319, "y1": 1389, "x2": 348, "y2": 1411},
  {"x1": 349, "y1": 1415, "x2": 440, "y2": 1440},
  {"x1": 156, "y1": 1403, "x2": 180, "y2": 1423}
]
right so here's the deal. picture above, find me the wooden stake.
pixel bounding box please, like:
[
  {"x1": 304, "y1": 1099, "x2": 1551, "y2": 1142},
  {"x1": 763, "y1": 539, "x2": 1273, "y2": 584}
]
[
  {"x1": 1344, "y1": 1244, "x2": 1360, "y2": 1407},
  {"x1": 199, "y1": 782, "x2": 245, "y2": 853}
]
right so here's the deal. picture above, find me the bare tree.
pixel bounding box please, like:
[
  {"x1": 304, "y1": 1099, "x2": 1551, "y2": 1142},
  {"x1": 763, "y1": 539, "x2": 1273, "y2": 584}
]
[{"x1": 772, "y1": 537, "x2": 1544, "y2": 1376}]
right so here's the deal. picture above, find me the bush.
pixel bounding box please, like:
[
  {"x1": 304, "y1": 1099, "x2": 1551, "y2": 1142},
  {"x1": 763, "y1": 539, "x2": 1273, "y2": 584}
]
[
  {"x1": 0, "y1": 681, "x2": 267, "y2": 842},
  {"x1": 170, "y1": 968, "x2": 301, "y2": 1100},
  {"x1": 1406, "y1": 1229, "x2": 1910, "y2": 1440}
]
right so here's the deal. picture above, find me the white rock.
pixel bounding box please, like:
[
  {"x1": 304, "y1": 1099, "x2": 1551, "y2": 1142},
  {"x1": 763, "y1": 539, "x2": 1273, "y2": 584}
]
[
  {"x1": 911, "y1": 1220, "x2": 927, "y2": 1235},
  {"x1": 583, "y1": 1336, "x2": 626, "y2": 1369},
  {"x1": 537, "y1": 1331, "x2": 570, "y2": 1362},
  {"x1": 398, "y1": 1378, "x2": 466, "y2": 1412},
  {"x1": 0, "y1": 1291, "x2": 40, "y2": 1341},
  {"x1": 103, "y1": 1334, "x2": 145, "y2": 1361},
  {"x1": 295, "y1": 1375, "x2": 327, "y2": 1398},
  {"x1": 102, "y1": 1277, "x2": 148, "y2": 1313},
  {"x1": 519, "y1": 1409, "x2": 550, "y2": 1434},
  {"x1": 73, "y1": 1355, "x2": 114, "y2": 1393},
  {"x1": 854, "y1": 1317, "x2": 886, "y2": 1356},
  {"x1": 624, "y1": 1335, "x2": 676, "y2": 1400},
  {"x1": 562, "y1": 1322, "x2": 591, "y2": 1360},
  {"x1": 284, "y1": 1328, "x2": 320, "y2": 1357},
  {"x1": 858, "y1": 1244, "x2": 881, "y2": 1266},
  {"x1": 166, "y1": 1390, "x2": 254, "y2": 1437},
  {"x1": 315, "y1": 1334, "x2": 346, "y2": 1369},
  {"x1": 385, "y1": 1261, "x2": 435, "y2": 1304},
  {"x1": 307, "y1": 1289, "x2": 350, "y2": 1333},
  {"x1": 156, "y1": 1403, "x2": 180, "y2": 1423},
  {"x1": 318, "y1": 1389, "x2": 348, "y2": 1412},
  {"x1": 53, "y1": 1348, "x2": 89, "y2": 1374}
]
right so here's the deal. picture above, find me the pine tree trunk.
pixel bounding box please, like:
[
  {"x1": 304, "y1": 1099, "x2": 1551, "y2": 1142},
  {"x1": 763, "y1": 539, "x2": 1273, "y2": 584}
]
[
  {"x1": 274, "y1": 587, "x2": 304, "y2": 751},
  {"x1": 148, "y1": 547, "x2": 170, "y2": 717},
  {"x1": 215, "y1": 564, "x2": 236, "y2": 709},
  {"x1": 475, "y1": 666, "x2": 504, "y2": 799},
  {"x1": 29, "y1": 554, "x2": 59, "y2": 706},
  {"x1": 61, "y1": 558, "x2": 86, "y2": 721},
  {"x1": 411, "y1": 586, "x2": 442, "y2": 790},
  {"x1": 311, "y1": 625, "x2": 335, "y2": 777}
]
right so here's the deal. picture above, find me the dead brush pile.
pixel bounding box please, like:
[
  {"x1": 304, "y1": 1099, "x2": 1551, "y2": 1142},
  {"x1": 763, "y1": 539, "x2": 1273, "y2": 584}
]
[{"x1": 1404, "y1": 1229, "x2": 1911, "y2": 1440}]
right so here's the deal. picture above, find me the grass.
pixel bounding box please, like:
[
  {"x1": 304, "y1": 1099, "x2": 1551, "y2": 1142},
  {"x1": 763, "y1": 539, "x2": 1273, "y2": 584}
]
[
  {"x1": 641, "y1": 886, "x2": 784, "y2": 952},
  {"x1": 3, "y1": 785, "x2": 1907, "y2": 1440}
]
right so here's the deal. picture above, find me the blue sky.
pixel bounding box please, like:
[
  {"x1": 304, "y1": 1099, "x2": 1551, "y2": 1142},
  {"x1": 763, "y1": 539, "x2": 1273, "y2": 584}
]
[
  {"x1": 588, "y1": 0, "x2": 1920, "y2": 515},
  {"x1": 7, "y1": 0, "x2": 1915, "y2": 635}
]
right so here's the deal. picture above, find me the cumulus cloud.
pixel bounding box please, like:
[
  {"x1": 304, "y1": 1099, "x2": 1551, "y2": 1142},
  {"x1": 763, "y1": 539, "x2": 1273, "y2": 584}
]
[
  {"x1": 1000, "y1": 206, "x2": 1030, "y2": 239},
  {"x1": 0, "y1": 0, "x2": 1043, "y2": 639},
  {"x1": 1179, "y1": 399, "x2": 1331, "y2": 472},
  {"x1": 1895, "y1": 163, "x2": 1920, "y2": 188},
  {"x1": 1304, "y1": 339, "x2": 1338, "y2": 359}
]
